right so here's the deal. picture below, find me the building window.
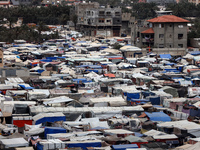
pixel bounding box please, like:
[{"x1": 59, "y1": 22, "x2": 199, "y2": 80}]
[
  {"x1": 159, "y1": 34, "x2": 164, "y2": 38},
  {"x1": 178, "y1": 44, "x2": 183, "y2": 48},
  {"x1": 159, "y1": 44, "x2": 164, "y2": 48},
  {"x1": 159, "y1": 24, "x2": 164, "y2": 28},
  {"x1": 0, "y1": 58, "x2": 2, "y2": 63},
  {"x1": 178, "y1": 25, "x2": 183, "y2": 28},
  {"x1": 178, "y1": 34, "x2": 183, "y2": 39},
  {"x1": 106, "y1": 12, "x2": 111, "y2": 16},
  {"x1": 115, "y1": 12, "x2": 120, "y2": 16},
  {"x1": 107, "y1": 20, "x2": 111, "y2": 23},
  {"x1": 99, "y1": 18, "x2": 105, "y2": 23},
  {"x1": 99, "y1": 11, "x2": 104, "y2": 15}
]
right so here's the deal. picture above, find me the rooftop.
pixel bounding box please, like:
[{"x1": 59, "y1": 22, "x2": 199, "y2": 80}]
[{"x1": 147, "y1": 15, "x2": 190, "y2": 23}]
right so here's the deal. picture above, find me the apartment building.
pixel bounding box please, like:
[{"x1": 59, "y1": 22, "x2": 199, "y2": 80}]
[{"x1": 76, "y1": 2, "x2": 122, "y2": 37}]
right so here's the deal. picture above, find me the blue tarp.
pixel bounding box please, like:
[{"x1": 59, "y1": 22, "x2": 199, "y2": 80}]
[
  {"x1": 160, "y1": 54, "x2": 172, "y2": 59},
  {"x1": 164, "y1": 68, "x2": 179, "y2": 72},
  {"x1": 130, "y1": 99, "x2": 149, "y2": 102},
  {"x1": 40, "y1": 59, "x2": 52, "y2": 62},
  {"x1": 67, "y1": 141, "x2": 101, "y2": 150},
  {"x1": 142, "y1": 91, "x2": 155, "y2": 98},
  {"x1": 18, "y1": 84, "x2": 34, "y2": 90},
  {"x1": 85, "y1": 69, "x2": 99, "y2": 73},
  {"x1": 148, "y1": 96, "x2": 160, "y2": 105},
  {"x1": 44, "y1": 127, "x2": 66, "y2": 138},
  {"x1": 35, "y1": 116, "x2": 66, "y2": 125},
  {"x1": 165, "y1": 63, "x2": 176, "y2": 66},
  {"x1": 37, "y1": 70, "x2": 45, "y2": 73},
  {"x1": 145, "y1": 112, "x2": 171, "y2": 122},
  {"x1": 112, "y1": 144, "x2": 138, "y2": 150},
  {"x1": 88, "y1": 65, "x2": 102, "y2": 69},
  {"x1": 189, "y1": 51, "x2": 200, "y2": 56},
  {"x1": 125, "y1": 92, "x2": 140, "y2": 101},
  {"x1": 46, "y1": 57, "x2": 58, "y2": 60},
  {"x1": 72, "y1": 78, "x2": 92, "y2": 84}
]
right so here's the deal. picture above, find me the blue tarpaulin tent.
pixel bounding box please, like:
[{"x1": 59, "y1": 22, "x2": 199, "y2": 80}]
[
  {"x1": 125, "y1": 92, "x2": 140, "y2": 101},
  {"x1": 160, "y1": 54, "x2": 172, "y2": 59},
  {"x1": 44, "y1": 127, "x2": 66, "y2": 138},
  {"x1": 72, "y1": 78, "x2": 92, "y2": 84},
  {"x1": 145, "y1": 112, "x2": 171, "y2": 122},
  {"x1": 112, "y1": 144, "x2": 138, "y2": 150},
  {"x1": 34, "y1": 113, "x2": 66, "y2": 125},
  {"x1": 85, "y1": 69, "x2": 99, "y2": 73},
  {"x1": 67, "y1": 141, "x2": 101, "y2": 150},
  {"x1": 189, "y1": 51, "x2": 200, "y2": 56},
  {"x1": 148, "y1": 96, "x2": 161, "y2": 105},
  {"x1": 46, "y1": 57, "x2": 57, "y2": 60},
  {"x1": 18, "y1": 84, "x2": 34, "y2": 90}
]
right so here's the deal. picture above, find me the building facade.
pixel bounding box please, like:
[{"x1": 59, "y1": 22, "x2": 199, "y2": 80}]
[
  {"x1": 132, "y1": 15, "x2": 189, "y2": 48},
  {"x1": 76, "y1": 2, "x2": 122, "y2": 37}
]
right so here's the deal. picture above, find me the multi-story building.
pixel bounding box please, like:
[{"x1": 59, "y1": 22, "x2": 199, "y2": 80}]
[
  {"x1": 76, "y1": 2, "x2": 122, "y2": 37},
  {"x1": 131, "y1": 15, "x2": 189, "y2": 55}
]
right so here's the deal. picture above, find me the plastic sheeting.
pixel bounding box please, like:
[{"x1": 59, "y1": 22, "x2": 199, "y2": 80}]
[
  {"x1": 145, "y1": 112, "x2": 171, "y2": 122},
  {"x1": 44, "y1": 127, "x2": 66, "y2": 138},
  {"x1": 112, "y1": 144, "x2": 138, "y2": 150},
  {"x1": 66, "y1": 140, "x2": 101, "y2": 150}
]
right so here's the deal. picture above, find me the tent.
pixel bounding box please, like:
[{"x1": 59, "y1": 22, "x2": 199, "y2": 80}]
[
  {"x1": 125, "y1": 135, "x2": 148, "y2": 148},
  {"x1": 112, "y1": 144, "x2": 138, "y2": 150},
  {"x1": 33, "y1": 112, "x2": 66, "y2": 125},
  {"x1": 44, "y1": 127, "x2": 66, "y2": 138},
  {"x1": 66, "y1": 140, "x2": 102, "y2": 150},
  {"x1": 159, "y1": 54, "x2": 171, "y2": 59},
  {"x1": 145, "y1": 112, "x2": 171, "y2": 122},
  {"x1": 0, "y1": 138, "x2": 28, "y2": 148}
]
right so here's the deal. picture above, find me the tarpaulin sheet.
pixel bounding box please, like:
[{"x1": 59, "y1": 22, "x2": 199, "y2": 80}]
[
  {"x1": 35, "y1": 116, "x2": 66, "y2": 125},
  {"x1": 85, "y1": 69, "x2": 99, "y2": 73},
  {"x1": 19, "y1": 84, "x2": 34, "y2": 90},
  {"x1": 148, "y1": 96, "x2": 160, "y2": 105},
  {"x1": 44, "y1": 127, "x2": 66, "y2": 138},
  {"x1": 189, "y1": 51, "x2": 200, "y2": 56},
  {"x1": 160, "y1": 54, "x2": 171, "y2": 59},
  {"x1": 126, "y1": 93, "x2": 140, "y2": 101},
  {"x1": 67, "y1": 141, "x2": 101, "y2": 150},
  {"x1": 145, "y1": 112, "x2": 171, "y2": 122},
  {"x1": 72, "y1": 78, "x2": 92, "y2": 84},
  {"x1": 112, "y1": 144, "x2": 138, "y2": 150},
  {"x1": 13, "y1": 120, "x2": 32, "y2": 128}
]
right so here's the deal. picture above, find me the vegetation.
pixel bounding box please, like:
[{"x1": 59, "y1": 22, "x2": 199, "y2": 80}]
[
  {"x1": 0, "y1": 25, "x2": 59, "y2": 43},
  {"x1": 0, "y1": 5, "x2": 71, "y2": 25}
]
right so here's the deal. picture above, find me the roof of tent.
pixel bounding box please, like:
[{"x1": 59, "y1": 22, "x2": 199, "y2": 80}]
[
  {"x1": 112, "y1": 144, "x2": 138, "y2": 150},
  {"x1": 33, "y1": 112, "x2": 66, "y2": 125},
  {"x1": 0, "y1": 138, "x2": 29, "y2": 148},
  {"x1": 145, "y1": 112, "x2": 171, "y2": 122},
  {"x1": 159, "y1": 54, "x2": 172, "y2": 59},
  {"x1": 157, "y1": 120, "x2": 200, "y2": 133}
]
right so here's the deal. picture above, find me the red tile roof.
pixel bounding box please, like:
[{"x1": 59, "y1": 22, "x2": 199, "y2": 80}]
[
  {"x1": 141, "y1": 28, "x2": 154, "y2": 34},
  {"x1": 147, "y1": 15, "x2": 189, "y2": 23}
]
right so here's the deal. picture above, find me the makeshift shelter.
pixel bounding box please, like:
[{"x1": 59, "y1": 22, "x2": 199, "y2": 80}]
[
  {"x1": 125, "y1": 135, "x2": 148, "y2": 148},
  {"x1": 161, "y1": 86, "x2": 179, "y2": 98},
  {"x1": 112, "y1": 144, "x2": 138, "y2": 150},
  {"x1": 33, "y1": 112, "x2": 66, "y2": 125},
  {"x1": 0, "y1": 138, "x2": 28, "y2": 149},
  {"x1": 66, "y1": 140, "x2": 102, "y2": 150},
  {"x1": 44, "y1": 127, "x2": 66, "y2": 138},
  {"x1": 145, "y1": 112, "x2": 171, "y2": 122}
]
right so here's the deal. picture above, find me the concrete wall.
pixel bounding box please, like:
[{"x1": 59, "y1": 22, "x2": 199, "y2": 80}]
[{"x1": 153, "y1": 22, "x2": 187, "y2": 48}]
